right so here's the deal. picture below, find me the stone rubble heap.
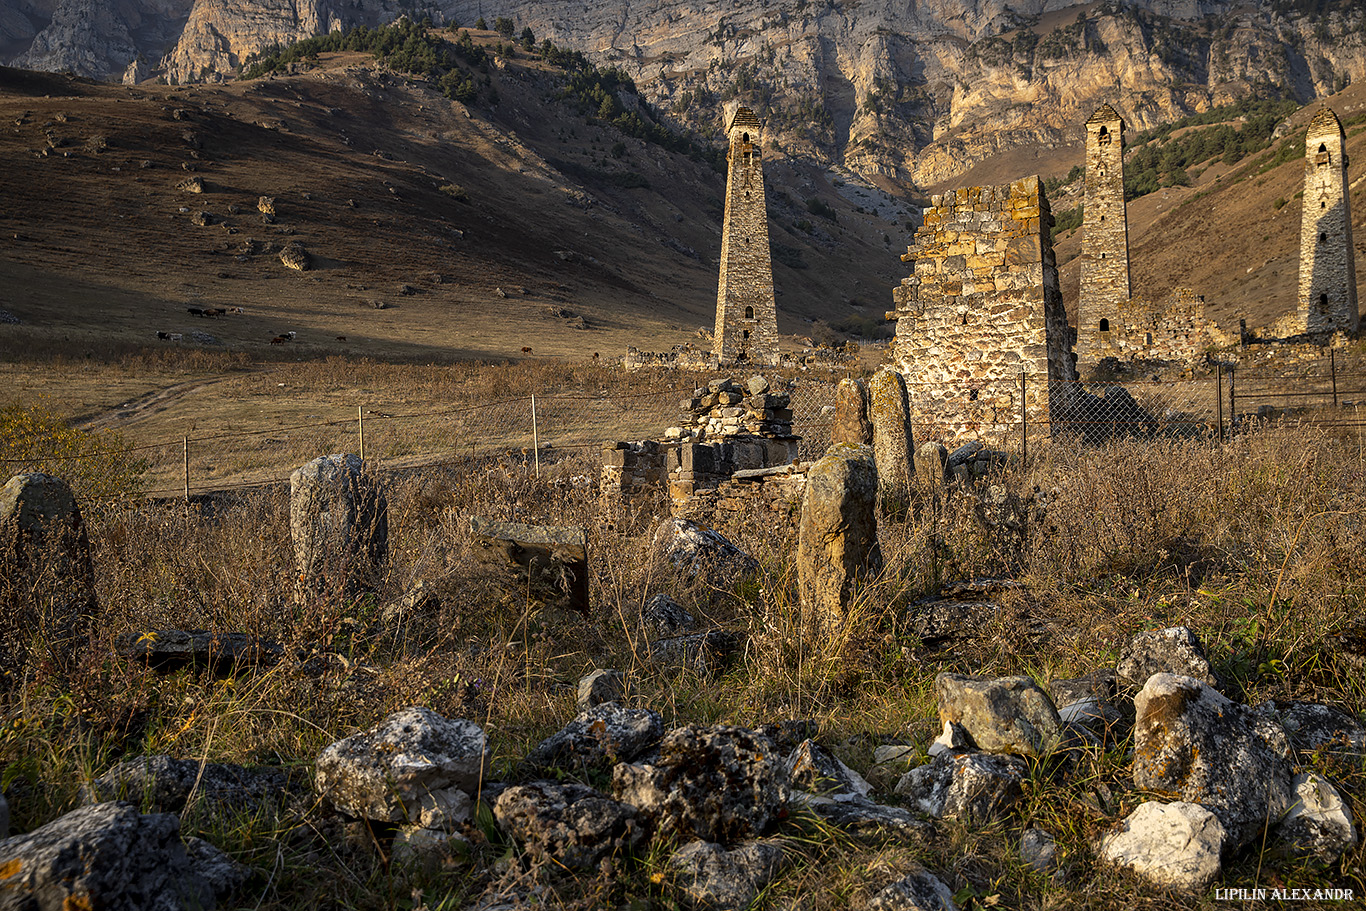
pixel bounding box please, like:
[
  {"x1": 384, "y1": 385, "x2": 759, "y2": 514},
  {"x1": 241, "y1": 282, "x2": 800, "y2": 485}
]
[{"x1": 672, "y1": 375, "x2": 795, "y2": 441}]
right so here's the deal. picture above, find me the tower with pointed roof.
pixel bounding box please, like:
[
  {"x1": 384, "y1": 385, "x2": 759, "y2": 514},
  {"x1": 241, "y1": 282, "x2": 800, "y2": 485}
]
[
  {"x1": 1077, "y1": 104, "x2": 1131, "y2": 364},
  {"x1": 713, "y1": 106, "x2": 779, "y2": 366},
  {"x1": 1298, "y1": 108, "x2": 1359, "y2": 334}
]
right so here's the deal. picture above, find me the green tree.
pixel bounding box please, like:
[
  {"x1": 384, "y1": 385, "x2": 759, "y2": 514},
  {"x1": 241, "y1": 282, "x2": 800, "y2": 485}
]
[
  {"x1": 520, "y1": 27, "x2": 536, "y2": 50},
  {"x1": 494, "y1": 17, "x2": 515, "y2": 38},
  {"x1": 474, "y1": 16, "x2": 487, "y2": 30}
]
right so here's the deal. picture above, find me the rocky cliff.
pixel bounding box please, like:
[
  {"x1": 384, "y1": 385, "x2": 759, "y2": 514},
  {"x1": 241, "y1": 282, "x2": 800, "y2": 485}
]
[{"x1": 5, "y1": 0, "x2": 1366, "y2": 188}]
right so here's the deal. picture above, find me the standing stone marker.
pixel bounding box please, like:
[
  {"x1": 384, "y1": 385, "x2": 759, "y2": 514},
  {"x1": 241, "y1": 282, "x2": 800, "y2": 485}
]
[
  {"x1": 869, "y1": 368, "x2": 915, "y2": 518},
  {"x1": 0, "y1": 472, "x2": 98, "y2": 674},
  {"x1": 289, "y1": 454, "x2": 388, "y2": 600},
  {"x1": 830, "y1": 378, "x2": 872, "y2": 447},
  {"x1": 797, "y1": 443, "x2": 882, "y2": 636}
]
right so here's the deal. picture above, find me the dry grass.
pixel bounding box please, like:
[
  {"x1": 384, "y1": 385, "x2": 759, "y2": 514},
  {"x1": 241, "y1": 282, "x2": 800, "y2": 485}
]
[{"x1": 2, "y1": 391, "x2": 1366, "y2": 907}]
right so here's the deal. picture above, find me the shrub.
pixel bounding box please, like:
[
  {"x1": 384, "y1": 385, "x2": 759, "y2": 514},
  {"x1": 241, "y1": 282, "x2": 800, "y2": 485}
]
[{"x1": 0, "y1": 403, "x2": 145, "y2": 504}]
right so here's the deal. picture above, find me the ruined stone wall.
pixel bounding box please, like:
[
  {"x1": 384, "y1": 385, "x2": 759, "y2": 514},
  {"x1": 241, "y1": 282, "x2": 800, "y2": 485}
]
[
  {"x1": 1081, "y1": 289, "x2": 1215, "y2": 366},
  {"x1": 713, "y1": 107, "x2": 779, "y2": 367},
  {"x1": 1297, "y1": 108, "x2": 1359, "y2": 335},
  {"x1": 890, "y1": 176, "x2": 1072, "y2": 442},
  {"x1": 622, "y1": 344, "x2": 719, "y2": 371},
  {"x1": 1077, "y1": 105, "x2": 1132, "y2": 367}
]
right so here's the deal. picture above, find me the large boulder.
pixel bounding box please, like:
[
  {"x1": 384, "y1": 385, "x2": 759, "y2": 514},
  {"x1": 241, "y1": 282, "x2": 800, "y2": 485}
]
[
  {"x1": 934, "y1": 673, "x2": 1062, "y2": 758},
  {"x1": 577, "y1": 668, "x2": 626, "y2": 710},
  {"x1": 1132, "y1": 674, "x2": 1293, "y2": 849},
  {"x1": 289, "y1": 454, "x2": 388, "y2": 600},
  {"x1": 1098, "y1": 800, "x2": 1224, "y2": 892},
  {"x1": 493, "y1": 781, "x2": 644, "y2": 871},
  {"x1": 796, "y1": 443, "x2": 882, "y2": 636},
  {"x1": 0, "y1": 801, "x2": 244, "y2": 910},
  {"x1": 894, "y1": 752, "x2": 1026, "y2": 825},
  {"x1": 1274, "y1": 772, "x2": 1358, "y2": 861},
  {"x1": 314, "y1": 707, "x2": 490, "y2": 825},
  {"x1": 613, "y1": 725, "x2": 786, "y2": 843},
  {"x1": 1254, "y1": 699, "x2": 1366, "y2": 757},
  {"x1": 830, "y1": 377, "x2": 872, "y2": 447},
  {"x1": 782, "y1": 739, "x2": 871, "y2": 801},
  {"x1": 1116, "y1": 626, "x2": 1219, "y2": 689},
  {"x1": 669, "y1": 839, "x2": 786, "y2": 911},
  {"x1": 868, "y1": 367, "x2": 915, "y2": 518},
  {"x1": 0, "y1": 472, "x2": 98, "y2": 674},
  {"x1": 639, "y1": 593, "x2": 696, "y2": 639},
  {"x1": 524, "y1": 702, "x2": 663, "y2": 774}
]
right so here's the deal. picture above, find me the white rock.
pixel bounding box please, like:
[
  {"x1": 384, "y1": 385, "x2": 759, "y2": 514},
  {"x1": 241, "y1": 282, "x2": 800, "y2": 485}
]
[
  {"x1": 927, "y1": 720, "x2": 970, "y2": 757},
  {"x1": 1275, "y1": 772, "x2": 1359, "y2": 861},
  {"x1": 867, "y1": 870, "x2": 959, "y2": 910},
  {"x1": 1098, "y1": 801, "x2": 1224, "y2": 892}
]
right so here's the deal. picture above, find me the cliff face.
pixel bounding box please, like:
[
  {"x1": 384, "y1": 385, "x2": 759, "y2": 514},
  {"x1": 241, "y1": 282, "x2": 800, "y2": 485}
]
[{"x1": 5, "y1": 0, "x2": 1366, "y2": 188}]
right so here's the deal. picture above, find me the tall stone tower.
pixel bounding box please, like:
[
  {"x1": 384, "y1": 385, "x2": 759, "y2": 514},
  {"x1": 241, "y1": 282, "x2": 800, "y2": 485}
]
[
  {"x1": 713, "y1": 106, "x2": 779, "y2": 366},
  {"x1": 1077, "y1": 105, "x2": 1131, "y2": 365},
  {"x1": 1298, "y1": 108, "x2": 1359, "y2": 334}
]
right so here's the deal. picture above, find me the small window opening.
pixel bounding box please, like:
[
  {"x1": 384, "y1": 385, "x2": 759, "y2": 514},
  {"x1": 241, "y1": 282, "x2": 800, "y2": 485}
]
[
  {"x1": 1319, "y1": 143, "x2": 1328, "y2": 153},
  {"x1": 741, "y1": 132, "x2": 750, "y2": 144},
  {"x1": 1145, "y1": 333, "x2": 1153, "y2": 345},
  {"x1": 1100, "y1": 253, "x2": 1107, "y2": 260},
  {"x1": 1320, "y1": 293, "x2": 1330, "y2": 309},
  {"x1": 744, "y1": 306, "x2": 754, "y2": 320},
  {"x1": 1322, "y1": 201, "x2": 1327, "y2": 209},
  {"x1": 961, "y1": 312, "x2": 968, "y2": 326},
  {"x1": 968, "y1": 389, "x2": 979, "y2": 402},
  {"x1": 1099, "y1": 215, "x2": 1106, "y2": 222},
  {"x1": 1100, "y1": 318, "x2": 1110, "y2": 332},
  {"x1": 1320, "y1": 232, "x2": 1328, "y2": 243},
  {"x1": 742, "y1": 329, "x2": 750, "y2": 339},
  {"x1": 1098, "y1": 126, "x2": 1111, "y2": 145}
]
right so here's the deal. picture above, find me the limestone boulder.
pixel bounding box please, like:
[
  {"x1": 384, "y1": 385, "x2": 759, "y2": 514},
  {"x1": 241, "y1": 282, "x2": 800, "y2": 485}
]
[
  {"x1": 652, "y1": 518, "x2": 758, "y2": 588},
  {"x1": 894, "y1": 752, "x2": 1026, "y2": 825},
  {"x1": 612, "y1": 725, "x2": 786, "y2": 843},
  {"x1": 0, "y1": 472, "x2": 98, "y2": 673},
  {"x1": 1098, "y1": 801, "x2": 1224, "y2": 893},
  {"x1": 669, "y1": 839, "x2": 786, "y2": 911},
  {"x1": 935, "y1": 673, "x2": 1062, "y2": 758},
  {"x1": 639, "y1": 592, "x2": 695, "y2": 638},
  {"x1": 82, "y1": 755, "x2": 289, "y2": 814},
  {"x1": 289, "y1": 454, "x2": 388, "y2": 600},
  {"x1": 577, "y1": 668, "x2": 626, "y2": 709},
  {"x1": 1132, "y1": 673, "x2": 1293, "y2": 849},
  {"x1": 869, "y1": 367, "x2": 915, "y2": 517},
  {"x1": 798, "y1": 794, "x2": 930, "y2": 838},
  {"x1": 1020, "y1": 827, "x2": 1059, "y2": 873},
  {"x1": 1254, "y1": 699, "x2": 1366, "y2": 757},
  {"x1": 915, "y1": 442, "x2": 948, "y2": 492},
  {"x1": 927, "y1": 721, "x2": 972, "y2": 758},
  {"x1": 467, "y1": 517, "x2": 588, "y2": 615},
  {"x1": 830, "y1": 377, "x2": 872, "y2": 446},
  {"x1": 524, "y1": 702, "x2": 663, "y2": 774},
  {"x1": 796, "y1": 443, "x2": 882, "y2": 635},
  {"x1": 279, "y1": 240, "x2": 310, "y2": 271},
  {"x1": 1116, "y1": 626, "x2": 1219, "y2": 689},
  {"x1": 0, "y1": 801, "x2": 245, "y2": 910},
  {"x1": 782, "y1": 739, "x2": 871, "y2": 800},
  {"x1": 647, "y1": 629, "x2": 744, "y2": 675},
  {"x1": 867, "y1": 871, "x2": 959, "y2": 911},
  {"x1": 1274, "y1": 772, "x2": 1358, "y2": 861},
  {"x1": 493, "y1": 781, "x2": 644, "y2": 871},
  {"x1": 314, "y1": 707, "x2": 490, "y2": 825}
]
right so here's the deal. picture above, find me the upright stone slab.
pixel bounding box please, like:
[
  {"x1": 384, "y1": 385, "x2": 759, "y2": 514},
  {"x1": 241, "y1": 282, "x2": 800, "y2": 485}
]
[
  {"x1": 796, "y1": 443, "x2": 882, "y2": 636},
  {"x1": 0, "y1": 472, "x2": 98, "y2": 674},
  {"x1": 830, "y1": 378, "x2": 872, "y2": 447},
  {"x1": 869, "y1": 368, "x2": 915, "y2": 517},
  {"x1": 289, "y1": 454, "x2": 388, "y2": 600},
  {"x1": 713, "y1": 106, "x2": 778, "y2": 367},
  {"x1": 1298, "y1": 107, "x2": 1359, "y2": 334}
]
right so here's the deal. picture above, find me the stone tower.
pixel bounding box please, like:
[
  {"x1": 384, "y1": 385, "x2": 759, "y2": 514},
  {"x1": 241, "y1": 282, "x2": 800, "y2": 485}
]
[
  {"x1": 713, "y1": 106, "x2": 779, "y2": 366},
  {"x1": 1077, "y1": 105, "x2": 1131, "y2": 364},
  {"x1": 1298, "y1": 108, "x2": 1359, "y2": 334}
]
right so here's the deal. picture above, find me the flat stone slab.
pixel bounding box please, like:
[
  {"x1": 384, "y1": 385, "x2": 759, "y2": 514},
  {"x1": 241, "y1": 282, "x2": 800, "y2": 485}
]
[
  {"x1": 116, "y1": 629, "x2": 284, "y2": 675},
  {"x1": 468, "y1": 516, "x2": 588, "y2": 615}
]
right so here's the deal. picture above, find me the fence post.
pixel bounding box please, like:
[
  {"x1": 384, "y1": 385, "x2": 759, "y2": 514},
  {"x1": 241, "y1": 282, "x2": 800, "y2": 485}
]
[
  {"x1": 1216, "y1": 364, "x2": 1224, "y2": 444},
  {"x1": 182, "y1": 436, "x2": 190, "y2": 505},
  {"x1": 1331, "y1": 349, "x2": 1338, "y2": 408},
  {"x1": 1228, "y1": 366, "x2": 1236, "y2": 430},
  {"x1": 1019, "y1": 372, "x2": 1027, "y2": 464},
  {"x1": 358, "y1": 405, "x2": 365, "y2": 461},
  {"x1": 531, "y1": 394, "x2": 540, "y2": 478}
]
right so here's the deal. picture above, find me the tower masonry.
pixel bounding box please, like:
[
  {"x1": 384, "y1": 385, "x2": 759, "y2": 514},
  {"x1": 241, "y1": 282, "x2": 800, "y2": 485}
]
[
  {"x1": 714, "y1": 106, "x2": 779, "y2": 366},
  {"x1": 1077, "y1": 105, "x2": 1131, "y2": 365},
  {"x1": 1298, "y1": 108, "x2": 1359, "y2": 334}
]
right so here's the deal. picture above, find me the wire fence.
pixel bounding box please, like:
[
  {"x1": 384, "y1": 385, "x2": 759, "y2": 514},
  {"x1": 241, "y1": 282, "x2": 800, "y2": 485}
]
[{"x1": 9, "y1": 361, "x2": 1366, "y2": 503}]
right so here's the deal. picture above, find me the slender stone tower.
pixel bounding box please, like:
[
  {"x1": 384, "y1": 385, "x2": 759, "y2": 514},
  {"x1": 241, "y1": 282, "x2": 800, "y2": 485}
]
[
  {"x1": 1298, "y1": 108, "x2": 1359, "y2": 334},
  {"x1": 1077, "y1": 105, "x2": 1131, "y2": 365},
  {"x1": 714, "y1": 106, "x2": 779, "y2": 366}
]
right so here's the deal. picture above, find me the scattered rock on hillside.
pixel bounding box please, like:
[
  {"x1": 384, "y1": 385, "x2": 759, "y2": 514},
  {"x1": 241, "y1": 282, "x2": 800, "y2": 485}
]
[
  {"x1": 783, "y1": 739, "x2": 871, "y2": 800},
  {"x1": 915, "y1": 441, "x2": 949, "y2": 491},
  {"x1": 578, "y1": 668, "x2": 626, "y2": 709},
  {"x1": 652, "y1": 517, "x2": 758, "y2": 587},
  {"x1": 1132, "y1": 673, "x2": 1293, "y2": 849},
  {"x1": 1098, "y1": 800, "x2": 1224, "y2": 893},
  {"x1": 927, "y1": 721, "x2": 972, "y2": 757},
  {"x1": 639, "y1": 593, "x2": 695, "y2": 638},
  {"x1": 1254, "y1": 699, "x2": 1366, "y2": 756},
  {"x1": 894, "y1": 751, "x2": 1026, "y2": 825},
  {"x1": 524, "y1": 702, "x2": 663, "y2": 774},
  {"x1": 279, "y1": 240, "x2": 310, "y2": 271},
  {"x1": 83, "y1": 755, "x2": 289, "y2": 813},
  {"x1": 1116, "y1": 626, "x2": 1219, "y2": 689},
  {"x1": 670, "y1": 839, "x2": 787, "y2": 911},
  {"x1": 905, "y1": 595, "x2": 1002, "y2": 649},
  {"x1": 830, "y1": 377, "x2": 872, "y2": 447},
  {"x1": 613, "y1": 725, "x2": 786, "y2": 843},
  {"x1": 1274, "y1": 771, "x2": 1358, "y2": 861},
  {"x1": 467, "y1": 517, "x2": 588, "y2": 615},
  {"x1": 177, "y1": 175, "x2": 204, "y2": 193},
  {"x1": 493, "y1": 781, "x2": 644, "y2": 871},
  {"x1": 1020, "y1": 828, "x2": 1059, "y2": 873},
  {"x1": 800, "y1": 794, "x2": 930, "y2": 838},
  {"x1": 116, "y1": 629, "x2": 283, "y2": 675},
  {"x1": 314, "y1": 707, "x2": 490, "y2": 825},
  {"x1": 257, "y1": 196, "x2": 275, "y2": 215},
  {"x1": 646, "y1": 629, "x2": 743, "y2": 675},
  {"x1": 935, "y1": 673, "x2": 1062, "y2": 758},
  {"x1": 190, "y1": 210, "x2": 213, "y2": 226},
  {"x1": 0, "y1": 308, "x2": 19, "y2": 324},
  {"x1": 867, "y1": 870, "x2": 959, "y2": 911},
  {"x1": 0, "y1": 801, "x2": 244, "y2": 910},
  {"x1": 378, "y1": 579, "x2": 440, "y2": 637}
]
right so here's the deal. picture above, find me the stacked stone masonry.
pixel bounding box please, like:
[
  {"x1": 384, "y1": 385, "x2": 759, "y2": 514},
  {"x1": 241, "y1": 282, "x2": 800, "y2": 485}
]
[
  {"x1": 890, "y1": 176, "x2": 1073, "y2": 442},
  {"x1": 1297, "y1": 108, "x2": 1359, "y2": 335},
  {"x1": 1087, "y1": 288, "x2": 1219, "y2": 365},
  {"x1": 713, "y1": 107, "x2": 779, "y2": 367},
  {"x1": 1077, "y1": 105, "x2": 1132, "y2": 366}
]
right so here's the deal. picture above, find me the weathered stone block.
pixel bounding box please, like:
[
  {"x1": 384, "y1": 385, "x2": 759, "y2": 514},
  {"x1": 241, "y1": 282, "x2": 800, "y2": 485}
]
[
  {"x1": 467, "y1": 517, "x2": 589, "y2": 615},
  {"x1": 797, "y1": 443, "x2": 882, "y2": 636},
  {"x1": 290, "y1": 454, "x2": 388, "y2": 600}
]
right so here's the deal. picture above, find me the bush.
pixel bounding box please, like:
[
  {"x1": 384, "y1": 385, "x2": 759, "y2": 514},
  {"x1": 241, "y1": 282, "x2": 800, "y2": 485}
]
[{"x1": 0, "y1": 403, "x2": 145, "y2": 504}]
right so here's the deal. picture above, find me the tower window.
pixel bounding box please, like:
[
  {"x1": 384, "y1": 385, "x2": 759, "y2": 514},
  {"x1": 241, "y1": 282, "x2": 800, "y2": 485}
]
[
  {"x1": 1098, "y1": 126, "x2": 1111, "y2": 145},
  {"x1": 742, "y1": 133, "x2": 750, "y2": 143},
  {"x1": 1145, "y1": 333, "x2": 1153, "y2": 345},
  {"x1": 1319, "y1": 143, "x2": 1328, "y2": 153},
  {"x1": 1321, "y1": 293, "x2": 1330, "y2": 309},
  {"x1": 961, "y1": 312, "x2": 968, "y2": 326},
  {"x1": 1100, "y1": 318, "x2": 1110, "y2": 332},
  {"x1": 745, "y1": 306, "x2": 754, "y2": 319},
  {"x1": 1322, "y1": 201, "x2": 1327, "y2": 209},
  {"x1": 1099, "y1": 215, "x2": 1106, "y2": 222},
  {"x1": 1320, "y1": 232, "x2": 1328, "y2": 243},
  {"x1": 742, "y1": 329, "x2": 750, "y2": 339}
]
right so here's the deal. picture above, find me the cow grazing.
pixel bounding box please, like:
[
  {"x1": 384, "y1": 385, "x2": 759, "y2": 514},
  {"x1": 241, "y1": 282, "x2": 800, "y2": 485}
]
[
  {"x1": 270, "y1": 335, "x2": 289, "y2": 344},
  {"x1": 156, "y1": 331, "x2": 170, "y2": 340},
  {"x1": 336, "y1": 336, "x2": 347, "y2": 342},
  {"x1": 521, "y1": 346, "x2": 532, "y2": 355},
  {"x1": 186, "y1": 307, "x2": 203, "y2": 316}
]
